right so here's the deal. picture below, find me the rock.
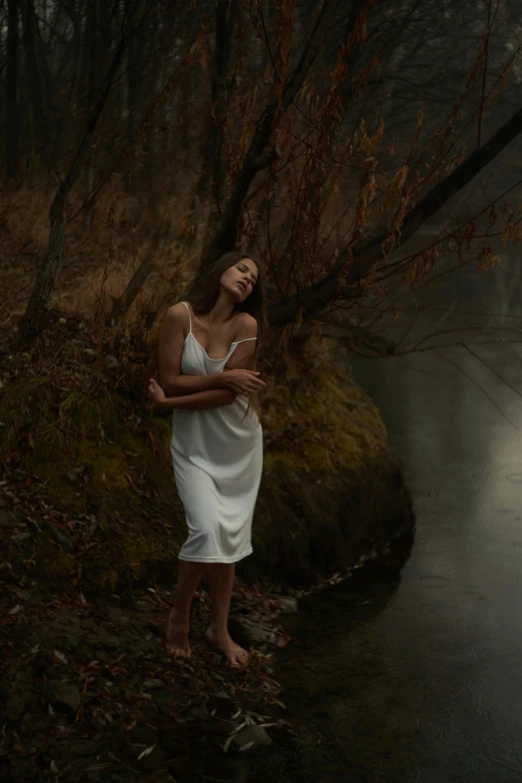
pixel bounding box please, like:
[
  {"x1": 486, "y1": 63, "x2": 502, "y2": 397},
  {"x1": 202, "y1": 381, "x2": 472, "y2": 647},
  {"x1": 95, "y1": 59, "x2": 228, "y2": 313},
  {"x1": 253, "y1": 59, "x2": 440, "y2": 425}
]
[
  {"x1": 232, "y1": 725, "x2": 271, "y2": 751},
  {"x1": 5, "y1": 693, "x2": 25, "y2": 721},
  {"x1": 229, "y1": 616, "x2": 275, "y2": 645},
  {"x1": 44, "y1": 521, "x2": 74, "y2": 553},
  {"x1": 45, "y1": 681, "x2": 81, "y2": 718},
  {"x1": 186, "y1": 703, "x2": 209, "y2": 720},
  {"x1": 142, "y1": 679, "x2": 165, "y2": 689},
  {"x1": 104, "y1": 606, "x2": 124, "y2": 624},
  {"x1": 130, "y1": 725, "x2": 160, "y2": 745},
  {"x1": 150, "y1": 689, "x2": 173, "y2": 707},
  {"x1": 61, "y1": 633, "x2": 82, "y2": 653},
  {"x1": 75, "y1": 642, "x2": 95, "y2": 662},
  {"x1": 214, "y1": 690, "x2": 233, "y2": 700},
  {"x1": 273, "y1": 596, "x2": 298, "y2": 613},
  {"x1": 65, "y1": 465, "x2": 86, "y2": 485},
  {"x1": 0, "y1": 560, "x2": 15, "y2": 583},
  {"x1": 96, "y1": 632, "x2": 120, "y2": 649}
]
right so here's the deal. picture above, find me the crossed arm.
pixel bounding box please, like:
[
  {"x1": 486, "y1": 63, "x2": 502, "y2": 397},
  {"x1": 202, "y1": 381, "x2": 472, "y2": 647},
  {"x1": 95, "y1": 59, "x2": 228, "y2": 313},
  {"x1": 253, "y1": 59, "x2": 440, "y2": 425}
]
[{"x1": 148, "y1": 304, "x2": 263, "y2": 411}]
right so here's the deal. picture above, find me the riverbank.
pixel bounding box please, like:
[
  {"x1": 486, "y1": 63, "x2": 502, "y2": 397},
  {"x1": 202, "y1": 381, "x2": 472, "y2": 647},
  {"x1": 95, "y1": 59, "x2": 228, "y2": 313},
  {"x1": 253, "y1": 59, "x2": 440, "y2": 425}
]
[
  {"x1": 1, "y1": 470, "x2": 413, "y2": 783},
  {"x1": 0, "y1": 453, "x2": 414, "y2": 783},
  {"x1": 0, "y1": 313, "x2": 413, "y2": 592},
  {"x1": 0, "y1": 314, "x2": 414, "y2": 780}
]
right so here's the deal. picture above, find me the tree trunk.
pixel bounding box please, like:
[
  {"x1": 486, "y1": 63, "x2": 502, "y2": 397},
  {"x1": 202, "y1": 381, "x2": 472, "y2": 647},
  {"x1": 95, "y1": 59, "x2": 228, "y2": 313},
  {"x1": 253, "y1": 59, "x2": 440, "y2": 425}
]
[
  {"x1": 82, "y1": 0, "x2": 99, "y2": 231},
  {"x1": 197, "y1": 0, "x2": 239, "y2": 206},
  {"x1": 109, "y1": 257, "x2": 153, "y2": 321},
  {"x1": 18, "y1": 210, "x2": 67, "y2": 336},
  {"x1": 191, "y1": 0, "x2": 335, "y2": 290},
  {"x1": 21, "y1": 0, "x2": 50, "y2": 168},
  {"x1": 6, "y1": 0, "x2": 19, "y2": 179},
  {"x1": 125, "y1": 22, "x2": 146, "y2": 192},
  {"x1": 83, "y1": 155, "x2": 94, "y2": 232},
  {"x1": 280, "y1": 0, "x2": 370, "y2": 276},
  {"x1": 17, "y1": 29, "x2": 129, "y2": 346}
]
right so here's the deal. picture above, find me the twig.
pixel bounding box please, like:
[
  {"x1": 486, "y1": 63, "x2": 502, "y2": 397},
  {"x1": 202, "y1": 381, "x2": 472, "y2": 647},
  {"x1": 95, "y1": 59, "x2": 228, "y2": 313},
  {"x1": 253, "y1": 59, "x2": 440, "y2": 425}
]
[
  {"x1": 432, "y1": 347, "x2": 518, "y2": 428},
  {"x1": 462, "y1": 343, "x2": 522, "y2": 400}
]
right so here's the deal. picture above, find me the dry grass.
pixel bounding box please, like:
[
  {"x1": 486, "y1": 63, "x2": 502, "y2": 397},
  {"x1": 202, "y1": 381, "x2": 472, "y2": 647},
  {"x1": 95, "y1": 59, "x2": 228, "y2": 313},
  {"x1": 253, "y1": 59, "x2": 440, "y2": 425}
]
[
  {"x1": 0, "y1": 175, "x2": 208, "y2": 326},
  {"x1": 0, "y1": 145, "x2": 363, "y2": 334}
]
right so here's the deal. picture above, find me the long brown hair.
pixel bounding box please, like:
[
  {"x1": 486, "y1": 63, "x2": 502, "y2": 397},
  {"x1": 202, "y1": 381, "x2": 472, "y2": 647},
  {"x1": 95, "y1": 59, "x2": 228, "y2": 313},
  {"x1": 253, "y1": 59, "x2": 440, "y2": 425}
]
[{"x1": 188, "y1": 251, "x2": 268, "y2": 350}]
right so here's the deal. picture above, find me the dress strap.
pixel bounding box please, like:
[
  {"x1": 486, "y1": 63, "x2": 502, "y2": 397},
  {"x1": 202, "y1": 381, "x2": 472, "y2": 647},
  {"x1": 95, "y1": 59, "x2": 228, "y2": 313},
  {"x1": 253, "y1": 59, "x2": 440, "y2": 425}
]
[
  {"x1": 181, "y1": 301, "x2": 192, "y2": 334},
  {"x1": 233, "y1": 337, "x2": 257, "y2": 345}
]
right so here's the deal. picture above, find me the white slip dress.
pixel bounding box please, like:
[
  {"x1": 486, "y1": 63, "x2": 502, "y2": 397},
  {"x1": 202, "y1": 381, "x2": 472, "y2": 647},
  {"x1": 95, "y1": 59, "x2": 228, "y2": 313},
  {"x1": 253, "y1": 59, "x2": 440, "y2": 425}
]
[{"x1": 170, "y1": 302, "x2": 263, "y2": 563}]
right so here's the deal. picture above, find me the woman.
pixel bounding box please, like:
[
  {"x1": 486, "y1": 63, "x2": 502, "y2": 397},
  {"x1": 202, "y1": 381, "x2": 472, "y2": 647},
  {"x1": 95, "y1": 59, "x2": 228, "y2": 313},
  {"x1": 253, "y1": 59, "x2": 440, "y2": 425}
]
[{"x1": 147, "y1": 251, "x2": 267, "y2": 667}]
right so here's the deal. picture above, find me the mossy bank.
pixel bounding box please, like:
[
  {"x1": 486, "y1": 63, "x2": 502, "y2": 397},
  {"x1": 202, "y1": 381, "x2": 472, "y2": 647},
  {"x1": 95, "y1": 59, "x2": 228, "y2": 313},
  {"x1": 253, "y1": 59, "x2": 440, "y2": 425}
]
[{"x1": 0, "y1": 318, "x2": 413, "y2": 592}]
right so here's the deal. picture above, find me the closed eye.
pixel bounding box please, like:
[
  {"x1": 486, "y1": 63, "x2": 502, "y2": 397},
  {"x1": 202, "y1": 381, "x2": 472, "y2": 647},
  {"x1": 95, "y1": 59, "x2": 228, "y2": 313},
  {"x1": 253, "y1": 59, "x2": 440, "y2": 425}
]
[{"x1": 238, "y1": 265, "x2": 257, "y2": 285}]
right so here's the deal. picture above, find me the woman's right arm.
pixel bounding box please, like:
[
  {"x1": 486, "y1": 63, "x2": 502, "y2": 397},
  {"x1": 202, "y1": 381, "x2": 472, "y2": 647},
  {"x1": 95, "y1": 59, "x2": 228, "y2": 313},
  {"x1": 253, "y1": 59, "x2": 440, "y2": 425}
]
[
  {"x1": 158, "y1": 304, "x2": 229, "y2": 397},
  {"x1": 148, "y1": 380, "x2": 238, "y2": 410},
  {"x1": 158, "y1": 304, "x2": 264, "y2": 398}
]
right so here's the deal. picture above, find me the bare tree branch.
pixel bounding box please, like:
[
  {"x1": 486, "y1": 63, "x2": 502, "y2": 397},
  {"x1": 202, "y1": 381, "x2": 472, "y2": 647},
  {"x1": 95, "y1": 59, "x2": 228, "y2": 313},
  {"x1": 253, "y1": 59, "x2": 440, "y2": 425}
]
[
  {"x1": 192, "y1": 0, "x2": 336, "y2": 286},
  {"x1": 269, "y1": 101, "x2": 522, "y2": 327}
]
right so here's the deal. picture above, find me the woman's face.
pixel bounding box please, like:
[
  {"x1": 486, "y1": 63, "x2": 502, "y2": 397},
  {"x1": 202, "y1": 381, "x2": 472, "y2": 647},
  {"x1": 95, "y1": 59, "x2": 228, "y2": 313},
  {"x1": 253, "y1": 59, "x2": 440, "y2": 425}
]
[{"x1": 220, "y1": 257, "x2": 259, "y2": 303}]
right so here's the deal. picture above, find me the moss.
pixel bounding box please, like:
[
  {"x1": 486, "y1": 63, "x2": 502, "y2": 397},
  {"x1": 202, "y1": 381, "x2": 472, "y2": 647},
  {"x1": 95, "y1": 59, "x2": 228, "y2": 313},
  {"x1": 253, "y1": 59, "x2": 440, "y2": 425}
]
[
  {"x1": 46, "y1": 553, "x2": 76, "y2": 577},
  {"x1": 262, "y1": 346, "x2": 387, "y2": 479},
  {"x1": 0, "y1": 364, "x2": 185, "y2": 590},
  {"x1": 85, "y1": 525, "x2": 181, "y2": 592},
  {"x1": 238, "y1": 340, "x2": 413, "y2": 586},
  {"x1": 1, "y1": 332, "x2": 413, "y2": 592}
]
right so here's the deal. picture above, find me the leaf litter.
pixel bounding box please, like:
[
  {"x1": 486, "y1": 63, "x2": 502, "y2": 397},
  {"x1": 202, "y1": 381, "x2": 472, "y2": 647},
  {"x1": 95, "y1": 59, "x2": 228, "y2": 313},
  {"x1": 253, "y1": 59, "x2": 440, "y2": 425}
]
[{"x1": 0, "y1": 460, "x2": 293, "y2": 781}]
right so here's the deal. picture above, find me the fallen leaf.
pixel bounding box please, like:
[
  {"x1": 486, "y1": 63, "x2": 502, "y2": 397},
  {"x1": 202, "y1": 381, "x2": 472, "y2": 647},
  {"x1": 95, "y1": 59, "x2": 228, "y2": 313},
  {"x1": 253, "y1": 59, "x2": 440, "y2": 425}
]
[
  {"x1": 223, "y1": 735, "x2": 235, "y2": 753},
  {"x1": 53, "y1": 650, "x2": 68, "y2": 664},
  {"x1": 137, "y1": 744, "x2": 156, "y2": 761},
  {"x1": 8, "y1": 604, "x2": 21, "y2": 615}
]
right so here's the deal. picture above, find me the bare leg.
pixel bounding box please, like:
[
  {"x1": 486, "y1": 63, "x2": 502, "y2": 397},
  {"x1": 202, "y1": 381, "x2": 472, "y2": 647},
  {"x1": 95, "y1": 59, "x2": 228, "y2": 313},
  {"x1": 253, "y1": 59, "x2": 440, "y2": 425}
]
[
  {"x1": 206, "y1": 563, "x2": 249, "y2": 667},
  {"x1": 165, "y1": 560, "x2": 206, "y2": 658}
]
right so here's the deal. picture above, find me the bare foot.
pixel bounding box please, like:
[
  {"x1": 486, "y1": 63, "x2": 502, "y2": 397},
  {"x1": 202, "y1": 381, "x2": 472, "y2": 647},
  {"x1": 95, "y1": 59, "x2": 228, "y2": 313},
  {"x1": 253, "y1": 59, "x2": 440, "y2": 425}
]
[
  {"x1": 164, "y1": 608, "x2": 191, "y2": 658},
  {"x1": 205, "y1": 625, "x2": 249, "y2": 667}
]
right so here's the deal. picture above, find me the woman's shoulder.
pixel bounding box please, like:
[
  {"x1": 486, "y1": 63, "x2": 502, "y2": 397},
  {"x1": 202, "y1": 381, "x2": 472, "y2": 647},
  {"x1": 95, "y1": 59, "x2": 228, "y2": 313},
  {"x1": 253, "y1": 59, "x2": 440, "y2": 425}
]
[
  {"x1": 232, "y1": 311, "x2": 257, "y2": 339},
  {"x1": 234, "y1": 311, "x2": 257, "y2": 325},
  {"x1": 163, "y1": 302, "x2": 191, "y2": 330},
  {"x1": 166, "y1": 301, "x2": 189, "y2": 316}
]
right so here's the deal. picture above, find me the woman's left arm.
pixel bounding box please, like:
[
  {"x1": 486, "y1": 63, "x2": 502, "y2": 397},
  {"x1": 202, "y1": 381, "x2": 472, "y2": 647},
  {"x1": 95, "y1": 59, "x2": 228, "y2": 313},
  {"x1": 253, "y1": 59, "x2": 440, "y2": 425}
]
[
  {"x1": 148, "y1": 383, "x2": 238, "y2": 410},
  {"x1": 148, "y1": 314, "x2": 260, "y2": 410},
  {"x1": 223, "y1": 313, "x2": 258, "y2": 371}
]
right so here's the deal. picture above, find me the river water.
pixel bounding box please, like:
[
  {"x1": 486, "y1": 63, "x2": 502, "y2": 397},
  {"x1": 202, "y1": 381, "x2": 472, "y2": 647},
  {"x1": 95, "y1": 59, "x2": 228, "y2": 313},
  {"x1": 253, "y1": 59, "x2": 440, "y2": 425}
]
[{"x1": 224, "y1": 266, "x2": 522, "y2": 782}]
